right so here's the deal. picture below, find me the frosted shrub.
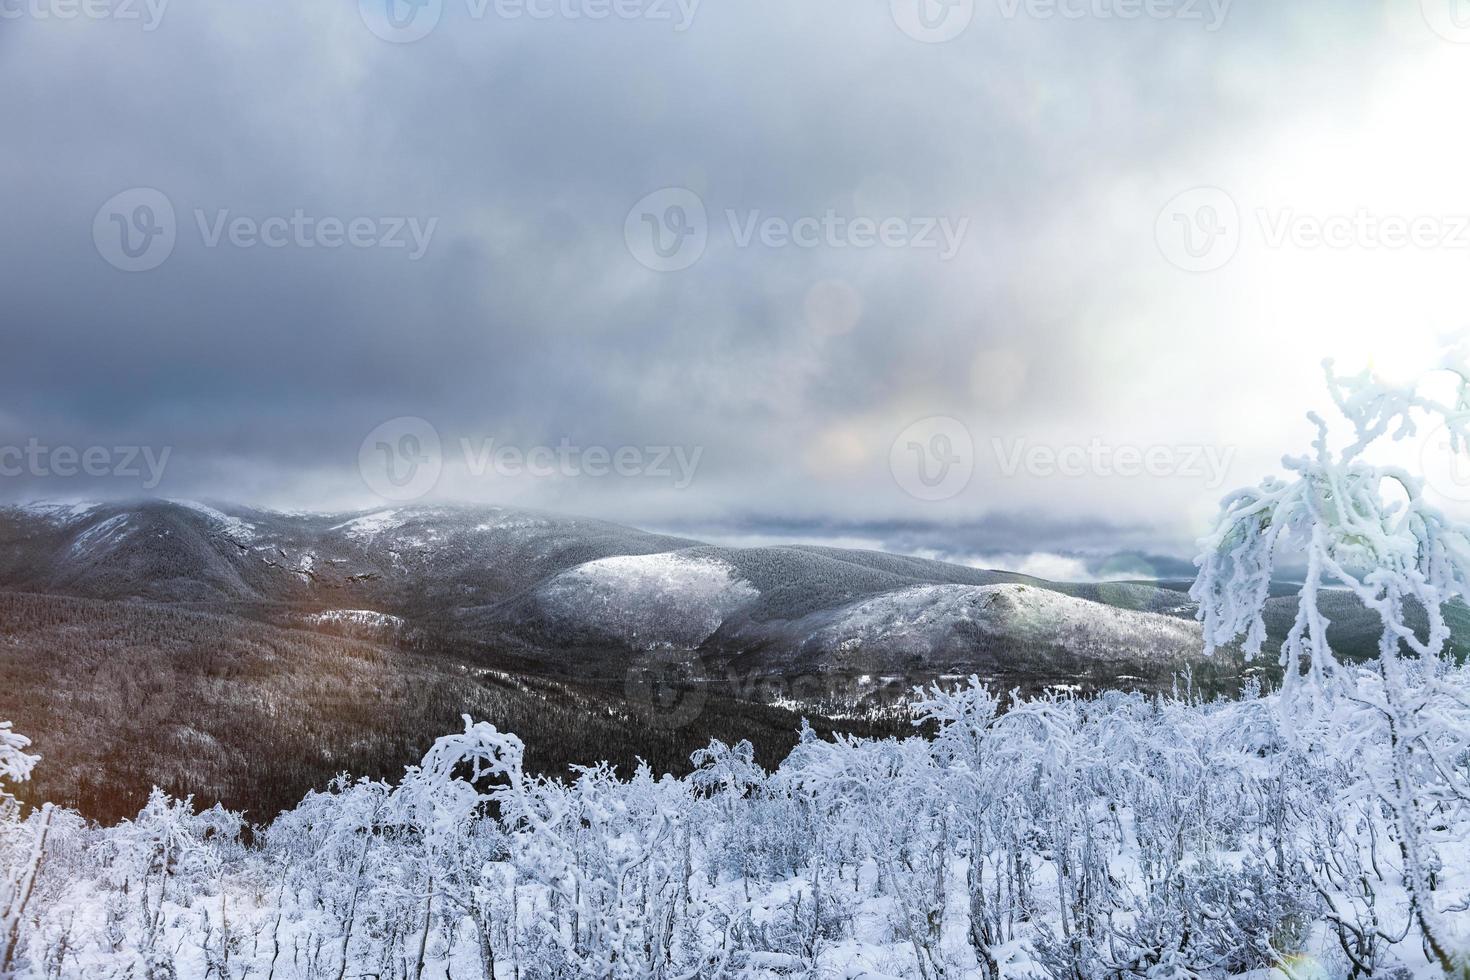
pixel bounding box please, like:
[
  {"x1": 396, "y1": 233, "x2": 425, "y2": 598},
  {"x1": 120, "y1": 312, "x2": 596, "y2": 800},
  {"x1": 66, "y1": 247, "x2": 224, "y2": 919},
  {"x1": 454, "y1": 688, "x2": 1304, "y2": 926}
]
[
  {"x1": 1192, "y1": 352, "x2": 1470, "y2": 971},
  {"x1": 6, "y1": 680, "x2": 1466, "y2": 978}
]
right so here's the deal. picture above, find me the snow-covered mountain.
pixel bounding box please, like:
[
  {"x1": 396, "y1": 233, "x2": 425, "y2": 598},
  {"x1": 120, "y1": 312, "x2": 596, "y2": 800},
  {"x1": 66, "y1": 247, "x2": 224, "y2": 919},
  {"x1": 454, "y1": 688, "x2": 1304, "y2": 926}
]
[
  {"x1": 0, "y1": 499, "x2": 1223, "y2": 679},
  {"x1": 75, "y1": 501, "x2": 1470, "y2": 698},
  {"x1": 779, "y1": 582, "x2": 1202, "y2": 669},
  {"x1": 0, "y1": 500, "x2": 693, "y2": 606},
  {"x1": 2, "y1": 499, "x2": 1445, "y2": 826},
  {"x1": 533, "y1": 553, "x2": 760, "y2": 649}
]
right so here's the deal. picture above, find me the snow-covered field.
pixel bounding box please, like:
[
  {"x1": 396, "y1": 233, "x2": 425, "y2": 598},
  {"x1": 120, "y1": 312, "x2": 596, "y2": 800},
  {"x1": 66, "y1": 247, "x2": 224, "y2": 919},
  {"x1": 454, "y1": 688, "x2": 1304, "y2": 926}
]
[{"x1": 4, "y1": 669, "x2": 1468, "y2": 979}]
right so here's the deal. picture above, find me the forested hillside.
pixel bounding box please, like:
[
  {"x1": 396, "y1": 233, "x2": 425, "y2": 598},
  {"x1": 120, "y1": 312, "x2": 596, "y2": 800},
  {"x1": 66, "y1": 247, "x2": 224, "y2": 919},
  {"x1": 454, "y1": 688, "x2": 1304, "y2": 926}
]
[{"x1": 0, "y1": 592, "x2": 906, "y2": 823}]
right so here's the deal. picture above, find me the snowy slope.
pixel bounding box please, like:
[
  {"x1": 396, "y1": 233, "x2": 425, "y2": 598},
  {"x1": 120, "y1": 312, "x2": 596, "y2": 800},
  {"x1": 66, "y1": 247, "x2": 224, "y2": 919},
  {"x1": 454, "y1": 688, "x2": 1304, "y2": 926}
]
[
  {"x1": 796, "y1": 583, "x2": 1202, "y2": 666},
  {"x1": 534, "y1": 552, "x2": 759, "y2": 649},
  {"x1": 0, "y1": 499, "x2": 1312, "y2": 675}
]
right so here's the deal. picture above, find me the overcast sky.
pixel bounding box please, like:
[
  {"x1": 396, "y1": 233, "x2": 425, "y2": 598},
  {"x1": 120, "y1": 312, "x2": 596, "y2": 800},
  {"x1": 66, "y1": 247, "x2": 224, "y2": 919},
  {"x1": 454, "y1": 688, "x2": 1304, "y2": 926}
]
[{"x1": 4, "y1": 1, "x2": 1470, "y2": 577}]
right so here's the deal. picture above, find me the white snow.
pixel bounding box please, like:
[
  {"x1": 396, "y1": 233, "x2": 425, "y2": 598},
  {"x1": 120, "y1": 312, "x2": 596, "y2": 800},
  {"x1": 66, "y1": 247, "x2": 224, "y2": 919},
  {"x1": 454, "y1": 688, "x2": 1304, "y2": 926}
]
[
  {"x1": 304, "y1": 609, "x2": 405, "y2": 630},
  {"x1": 536, "y1": 551, "x2": 759, "y2": 649},
  {"x1": 171, "y1": 500, "x2": 257, "y2": 542},
  {"x1": 475, "y1": 512, "x2": 549, "y2": 533},
  {"x1": 8, "y1": 680, "x2": 1468, "y2": 978},
  {"x1": 332, "y1": 508, "x2": 405, "y2": 540},
  {"x1": 13, "y1": 501, "x2": 98, "y2": 523},
  {"x1": 67, "y1": 513, "x2": 132, "y2": 555},
  {"x1": 806, "y1": 583, "x2": 1200, "y2": 661}
]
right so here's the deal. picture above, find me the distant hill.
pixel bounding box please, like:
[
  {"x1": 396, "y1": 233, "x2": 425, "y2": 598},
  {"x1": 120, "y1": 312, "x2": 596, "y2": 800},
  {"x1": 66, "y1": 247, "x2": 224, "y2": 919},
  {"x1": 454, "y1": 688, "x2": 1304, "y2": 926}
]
[
  {"x1": 6, "y1": 499, "x2": 1451, "y2": 681},
  {"x1": 4, "y1": 499, "x2": 1458, "y2": 821},
  {"x1": 0, "y1": 500, "x2": 1218, "y2": 680}
]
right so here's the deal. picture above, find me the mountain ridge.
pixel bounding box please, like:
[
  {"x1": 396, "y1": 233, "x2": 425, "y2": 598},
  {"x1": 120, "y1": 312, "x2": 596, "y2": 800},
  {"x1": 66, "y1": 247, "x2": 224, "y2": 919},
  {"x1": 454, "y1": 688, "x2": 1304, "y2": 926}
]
[
  {"x1": 0, "y1": 499, "x2": 1218, "y2": 680},
  {"x1": 5, "y1": 498, "x2": 1449, "y2": 823}
]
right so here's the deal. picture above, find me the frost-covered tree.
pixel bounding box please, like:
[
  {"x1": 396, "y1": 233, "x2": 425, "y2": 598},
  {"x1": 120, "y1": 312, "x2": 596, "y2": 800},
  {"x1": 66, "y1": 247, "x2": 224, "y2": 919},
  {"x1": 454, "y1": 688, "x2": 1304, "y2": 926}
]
[
  {"x1": 6, "y1": 686, "x2": 1452, "y2": 978},
  {"x1": 1, "y1": 723, "x2": 46, "y2": 980},
  {"x1": 1192, "y1": 351, "x2": 1470, "y2": 971},
  {"x1": 8, "y1": 604, "x2": 1470, "y2": 975},
  {"x1": 0, "y1": 726, "x2": 36, "y2": 797}
]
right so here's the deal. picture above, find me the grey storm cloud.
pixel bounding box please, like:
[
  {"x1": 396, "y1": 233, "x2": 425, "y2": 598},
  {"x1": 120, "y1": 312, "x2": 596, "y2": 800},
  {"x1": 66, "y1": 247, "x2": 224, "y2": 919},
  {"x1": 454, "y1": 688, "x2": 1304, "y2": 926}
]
[{"x1": 0, "y1": 0, "x2": 1457, "y2": 567}]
